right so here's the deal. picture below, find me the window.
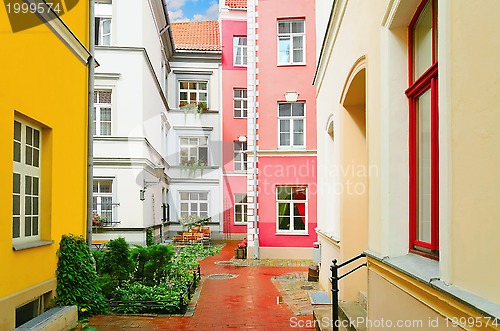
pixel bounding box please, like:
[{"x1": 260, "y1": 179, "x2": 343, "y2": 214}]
[
  {"x1": 13, "y1": 119, "x2": 41, "y2": 243},
  {"x1": 95, "y1": 2, "x2": 111, "y2": 46},
  {"x1": 276, "y1": 186, "x2": 307, "y2": 233},
  {"x1": 278, "y1": 20, "x2": 305, "y2": 65},
  {"x1": 94, "y1": 90, "x2": 112, "y2": 136},
  {"x1": 234, "y1": 194, "x2": 247, "y2": 224},
  {"x1": 93, "y1": 179, "x2": 114, "y2": 225},
  {"x1": 15, "y1": 297, "x2": 42, "y2": 328},
  {"x1": 233, "y1": 142, "x2": 247, "y2": 171},
  {"x1": 407, "y1": 0, "x2": 439, "y2": 255},
  {"x1": 180, "y1": 192, "x2": 208, "y2": 218},
  {"x1": 179, "y1": 81, "x2": 208, "y2": 107},
  {"x1": 278, "y1": 102, "x2": 305, "y2": 147},
  {"x1": 233, "y1": 89, "x2": 247, "y2": 118},
  {"x1": 180, "y1": 137, "x2": 208, "y2": 165},
  {"x1": 233, "y1": 37, "x2": 247, "y2": 66}
]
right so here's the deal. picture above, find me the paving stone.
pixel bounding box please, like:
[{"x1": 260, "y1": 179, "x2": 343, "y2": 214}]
[{"x1": 90, "y1": 241, "x2": 320, "y2": 330}]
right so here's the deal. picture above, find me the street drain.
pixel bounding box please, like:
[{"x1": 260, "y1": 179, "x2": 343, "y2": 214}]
[
  {"x1": 300, "y1": 285, "x2": 314, "y2": 290},
  {"x1": 215, "y1": 261, "x2": 235, "y2": 266},
  {"x1": 207, "y1": 273, "x2": 238, "y2": 280}
]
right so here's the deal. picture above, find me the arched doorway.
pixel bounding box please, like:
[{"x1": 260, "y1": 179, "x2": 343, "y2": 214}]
[{"x1": 339, "y1": 60, "x2": 368, "y2": 301}]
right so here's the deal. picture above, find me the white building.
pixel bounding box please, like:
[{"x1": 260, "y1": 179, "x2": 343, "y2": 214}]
[
  {"x1": 165, "y1": 21, "x2": 223, "y2": 238},
  {"x1": 92, "y1": 0, "x2": 174, "y2": 245}
]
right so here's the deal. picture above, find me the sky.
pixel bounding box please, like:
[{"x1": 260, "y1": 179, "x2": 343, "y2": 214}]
[{"x1": 166, "y1": 0, "x2": 219, "y2": 22}]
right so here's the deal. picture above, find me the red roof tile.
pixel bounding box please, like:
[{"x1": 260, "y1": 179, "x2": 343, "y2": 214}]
[
  {"x1": 225, "y1": 0, "x2": 247, "y2": 8},
  {"x1": 171, "y1": 21, "x2": 221, "y2": 52}
]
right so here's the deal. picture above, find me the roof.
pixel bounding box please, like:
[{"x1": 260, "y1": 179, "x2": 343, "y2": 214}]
[
  {"x1": 225, "y1": 0, "x2": 247, "y2": 9},
  {"x1": 171, "y1": 21, "x2": 221, "y2": 52}
]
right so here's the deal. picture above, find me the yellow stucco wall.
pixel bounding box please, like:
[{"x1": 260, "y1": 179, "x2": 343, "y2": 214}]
[
  {"x1": 448, "y1": 0, "x2": 500, "y2": 303},
  {"x1": 0, "y1": 2, "x2": 89, "y2": 328}
]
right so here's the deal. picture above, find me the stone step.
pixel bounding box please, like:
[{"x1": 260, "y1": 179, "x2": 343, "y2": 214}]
[{"x1": 312, "y1": 300, "x2": 367, "y2": 331}]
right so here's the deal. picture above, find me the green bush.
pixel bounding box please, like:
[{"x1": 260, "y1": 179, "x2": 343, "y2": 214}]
[
  {"x1": 130, "y1": 244, "x2": 175, "y2": 284},
  {"x1": 102, "y1": 237, "x2": 133, "y2": 287},
  {"x1": 55, "y1": 234, "x2": 106, "y2": 318}
]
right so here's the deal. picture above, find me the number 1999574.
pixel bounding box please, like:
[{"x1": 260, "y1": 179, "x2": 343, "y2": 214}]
[{"x1": 6, "y1": 2, "x2": 61, "y2": 15}]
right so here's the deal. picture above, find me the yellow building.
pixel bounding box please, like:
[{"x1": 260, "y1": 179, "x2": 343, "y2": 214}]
[
  {"x1": 315, "y1": 0, "x2": 500, "y2": 329},
  {"x1": 0, "y1": 1, "x2": 90, "y2": 329}
]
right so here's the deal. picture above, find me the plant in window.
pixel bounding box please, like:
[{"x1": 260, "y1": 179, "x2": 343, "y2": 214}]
[
  {"x1": 179, "y1": 101, "x2": 209, "y2": 117},
  {"x1": 92, "y1": 213, "x2": 107, "y2": 226},
  {"x1": 179, "y1": 215, "x2": 211, "y2": 230},
  {"x1": 180, "y1": 159, "x2": 206, "y2": 177}
]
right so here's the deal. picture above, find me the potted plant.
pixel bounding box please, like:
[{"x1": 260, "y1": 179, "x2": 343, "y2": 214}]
[
  {"x1": 235, "y1": 238, "x2": 247, "y2": 259},
  {"x1": 92, "y1": 213, "x2": 107, "y2": 226}
]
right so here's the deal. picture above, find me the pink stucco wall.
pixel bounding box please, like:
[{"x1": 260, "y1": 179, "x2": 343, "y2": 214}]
[
  {"x1": 256, "y1": 0, "x2": 317, "y2": 151},
  {"x1": 221, "y1": 18, "x2": 247, "y2": 233},
  {"x1": 257, "y1": 156, "x2": 317, "y2": 247},
  {"x1": 255, "y1": 0, "x2": 317, "y2": 248}
]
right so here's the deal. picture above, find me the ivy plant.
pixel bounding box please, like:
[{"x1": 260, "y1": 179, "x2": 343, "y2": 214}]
[{"x1": 55, "y1": 234, "x2": 107, "y2": 318}]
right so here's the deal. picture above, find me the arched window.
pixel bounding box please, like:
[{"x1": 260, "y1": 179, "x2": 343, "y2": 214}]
[{"x1": 406, "y1": 0, "x2": 439, "y2": 256}]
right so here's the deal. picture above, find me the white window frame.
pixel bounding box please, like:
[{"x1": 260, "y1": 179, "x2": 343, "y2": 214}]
[
  {"x1": 277, "y1": 19, "x2": 305, "y2": 65},
  {"x1": 233, "y1": 141, "x2": 247, "y2": 172},
  {"x1": 178, "y1": 81, "x2": 208, "y2": 107},
  {"x1": 234, "y1": 194, "x2": 248, "y2": 224},
  {"x1": 95, "y1": 2, "x2": 112, "y2": 46},
  {"x1": 233, "y1": 89, "x2": 248, "y2": 118},
  {"x1": 94, "y1": 90, "x2": 112, "y2": 136},
  {"x1": 92, "y1": 178, "x2": 115, "y2": 225},
  {"x1": 233, "y1": 36, "x2": 247, "y2": 67},
  {"x1": 276, "y1": 186, "x2": 308, "y2": 234},
  {"x1": 179, "y1": 192, "x2": 209, "y2": 219},
  {"x1": 179, "y1": 136, "x2": 209, "y2": 165},
  {"x1": 278, "y1": 102, "x2": 306, "y2": 148},
  {"x1": 13, "y1": 118, "x2": 41, "y2": 244}
]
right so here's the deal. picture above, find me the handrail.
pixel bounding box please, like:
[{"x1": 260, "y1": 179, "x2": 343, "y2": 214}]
[{"x1": 330, "y1": 253, "x2": 367, "y2": 331}]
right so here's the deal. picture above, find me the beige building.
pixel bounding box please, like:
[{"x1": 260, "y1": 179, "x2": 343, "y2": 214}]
[{"x1": 314, "y1": 0, "x2": 500, "y2": 329}]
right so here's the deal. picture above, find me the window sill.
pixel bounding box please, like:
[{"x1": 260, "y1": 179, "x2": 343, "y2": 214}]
[
  {"x1": 234, "y1": 222, "x2": 248, "y2": 226},
  {"x1": 365, "y1": 250, "x2": 500, "y2": 321},
  {"x1": 13, "y1": 240, "x2": 54, "y2": 251},
  {"x1": 277, "y1": 63, "x2": 306, "y2": 67},
  {"x1": 275, "y1": 232, "x2": 309, "y2": 236}
]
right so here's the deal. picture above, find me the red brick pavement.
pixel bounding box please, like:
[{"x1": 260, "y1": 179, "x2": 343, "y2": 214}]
[{"x1": 90, "y1": 241, "x2": 315, "y2": 330}]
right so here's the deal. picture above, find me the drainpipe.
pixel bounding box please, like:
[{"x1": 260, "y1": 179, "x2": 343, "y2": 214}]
[
  {"x1": 86, "y1": 0, "x2": 95, "y2": 246},
  {"x1": 251, "y1": 2, "x2": 259, "y2": 259}
]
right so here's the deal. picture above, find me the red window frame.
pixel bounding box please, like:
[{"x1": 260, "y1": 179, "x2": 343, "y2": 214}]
[{"x1": 406, "y1": 0, "x2": 439, "y2": 256}]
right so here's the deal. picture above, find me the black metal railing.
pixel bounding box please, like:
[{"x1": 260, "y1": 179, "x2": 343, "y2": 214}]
[{"x1": 330, "y1": 253, "x2": 367, "y2": 331}]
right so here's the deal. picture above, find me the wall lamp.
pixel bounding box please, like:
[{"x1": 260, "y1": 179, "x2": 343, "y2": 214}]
[{"x1": 140, "y1": 163, "x2": 165, "y2": 201}]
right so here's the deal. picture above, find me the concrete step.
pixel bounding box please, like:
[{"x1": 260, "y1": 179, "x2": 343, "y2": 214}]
[{"x1": 312, "y1": 300, "x2": 367, "y2": 331}]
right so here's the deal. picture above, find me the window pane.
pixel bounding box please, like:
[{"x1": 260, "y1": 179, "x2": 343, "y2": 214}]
[
  {"x1": 292, "y1": 103, "x2": 305, "y2": 116},
  {"x1": 14, "y1": 121, "x2": 21, "y2": 141},
  {"x1": 199, "y1": 82, "x2": 207, "y2": 90},
  {"x1": 277, "y1": 187, "x2": 292, "y2": 200},
  {"x1": 278, "y1": 203, "x2": 290, "y2": 217},
  {"x1": 33, "y1": 129, "x2": 40, "y2": 148},
  {"x1": 278, "y1": 217, "x2": 290, "y2": 230},
  {"x1": 33, "y1": 149, "x2": 39, "y2": 167},
  {"x1": 278, "y1": 21, "x2": 290, "y2": 34},
  {"x1": 413, "y1": 1, "x2": 433, "y2": 80},
  {"x1": 33, "y1": 217, "x2": 39, "y2": 235},
  {"x1": 25, "y1": 217, "x2": 32, "y2": 236},
  {"x1": 101, "y1": 108, "x2": 111, "y2": 121},
  {"x1": 293, "y1": 119, "x2": 304, "y2": 146},
  {"x1": 14, "y1": 141, "x2": 21, "y2": 163},
  {"x1": 180, "y1": 192, "x2": 189, "y2": 200},
  {"x1": 13, "y1": 195, "x2": 20, "y2": 215},
  {"x1": 13, "y1": 217, "x2": 20, "y2": 238},
  {"x1": 190, "y1": 192, "x2": 198, "y2": 200},
  {"x1": 13, "y1": 173, "x2": 21, "y2": 194},
  {"x1": 292, "y1": 21, "x2": 304, "y2": 33},
  {"x1": 278, "y1": 37, "x2": 290, "y2": 64},
  {"x1": 416, "y1": 89, "x2": 432, "y2": 243},
  {"x1": 279, "y1": 103, "x2": 292, "y2": 116},
  {"x1": 199, "y1": 192, "x2": 208, "y2": 200},
  {"x1": 25, "y1": 147, "x2": 32, "y2": 166},
  {"x1": 99, "y1": 180, "x2": 112, "y2": 193},
  {"x1": 100, "y1": 123, "x2": 111, "y2": 135}
]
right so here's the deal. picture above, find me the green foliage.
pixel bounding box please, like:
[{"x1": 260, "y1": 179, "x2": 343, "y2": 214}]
[
  {"x1": 130, "y1": 244, "x2": 175, "y2": 284},
  {"x1": 111, "y1": 283, "x2": 188, "y2": 314},
  {"x1": 146, "y1": 227, "x2": 154, "y2": 246},
  {"x1": 101, "y1": 237, "x2": 133, "y2": 286},
  {"x1": 55, "y1": 234, "x2": 106, "y2": 318}
]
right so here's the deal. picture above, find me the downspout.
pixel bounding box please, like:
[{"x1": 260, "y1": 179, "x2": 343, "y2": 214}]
[
  {"x1": 86, "y1": 0, "x2": 95, "y2": 246},
  {"x1": 251, "y1": 3, "x2": 259, "y2": 259}
]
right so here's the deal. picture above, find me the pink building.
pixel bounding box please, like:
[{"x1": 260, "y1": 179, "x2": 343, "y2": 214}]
[{"x1": 221, "y1": 0, "x2": 317, "y2": 259}]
